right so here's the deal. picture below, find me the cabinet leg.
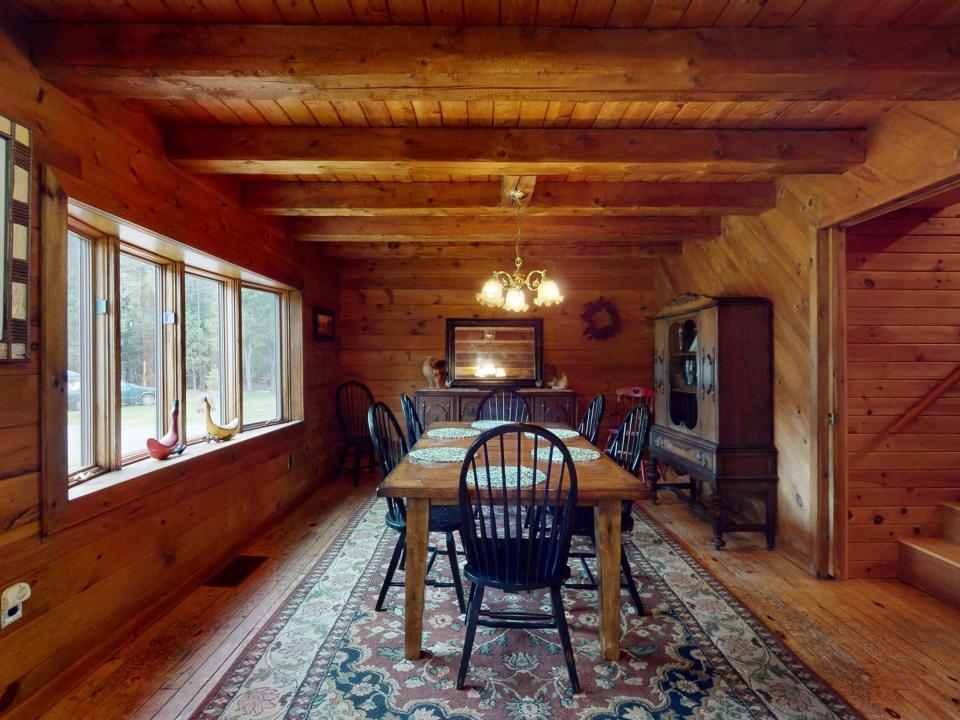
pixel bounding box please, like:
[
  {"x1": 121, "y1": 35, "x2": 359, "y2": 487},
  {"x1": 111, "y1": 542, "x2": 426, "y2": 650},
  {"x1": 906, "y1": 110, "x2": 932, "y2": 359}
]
[
  {"x1": 710, "y1": 490, "x2": 726, "y2": 550},
  {"x1": 647, "y1": 455, "x2": 661, "y2": 504},
  {"x1": 765, "y1": 489, "x2": 777, "y2": 551}
]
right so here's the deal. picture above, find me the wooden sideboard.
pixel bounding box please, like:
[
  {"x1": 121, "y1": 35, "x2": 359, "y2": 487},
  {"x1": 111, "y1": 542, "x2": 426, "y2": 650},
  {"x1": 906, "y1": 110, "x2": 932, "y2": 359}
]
[
  {"x1": 414, "y1": 388, "x2": 578, "y2": 427},
  {"x1": 647, "y1": 294, "x2": 777, "y2": 550}
]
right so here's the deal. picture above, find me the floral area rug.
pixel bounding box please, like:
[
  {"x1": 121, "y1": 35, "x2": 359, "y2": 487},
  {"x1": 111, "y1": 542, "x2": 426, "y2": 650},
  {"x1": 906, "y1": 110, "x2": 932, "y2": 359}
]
[{"x1": 193, "y1": 498, "x2": 862, "y2": 720}]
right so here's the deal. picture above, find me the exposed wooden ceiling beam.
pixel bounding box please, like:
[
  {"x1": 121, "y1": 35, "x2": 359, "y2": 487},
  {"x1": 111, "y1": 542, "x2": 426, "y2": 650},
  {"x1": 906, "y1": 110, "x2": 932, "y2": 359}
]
[
  {"x1": 288, "y1": 215, "x2": 719, "y2": 242},
  {"x1": 318, "y1": 240, "x2": 684, "y2": 259},
  {"x1": 166, "y1": 127, "x2": 864, "y2": 176},
  {"x1": 243, "y1": 181, "x2": 774, "y2": 216},
  {"x1": 500, "y1": 176, "x2": 537, "y2": 208},
  {"x1": 31, "y1": 25, "x2": 960, "y2": 102}
]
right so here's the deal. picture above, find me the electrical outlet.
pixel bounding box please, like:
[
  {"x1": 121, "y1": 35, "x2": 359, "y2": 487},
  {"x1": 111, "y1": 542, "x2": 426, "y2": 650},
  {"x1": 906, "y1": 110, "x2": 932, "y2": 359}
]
[{"x1": 1, "y1": 582, "x2": 31, "y2": 629}]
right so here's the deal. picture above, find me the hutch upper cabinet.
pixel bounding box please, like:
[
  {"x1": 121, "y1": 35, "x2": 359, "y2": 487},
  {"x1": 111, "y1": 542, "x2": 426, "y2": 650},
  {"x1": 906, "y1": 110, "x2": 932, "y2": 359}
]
[{"x1": 648, "y1": 294, "x2": 777, "y2": 550}]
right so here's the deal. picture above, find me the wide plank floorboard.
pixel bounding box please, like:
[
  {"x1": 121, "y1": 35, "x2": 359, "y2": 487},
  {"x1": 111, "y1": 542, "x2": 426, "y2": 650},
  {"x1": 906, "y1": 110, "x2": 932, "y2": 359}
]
[{"x1": 37, "y1": 476, "x2": 960, "y2": 720}]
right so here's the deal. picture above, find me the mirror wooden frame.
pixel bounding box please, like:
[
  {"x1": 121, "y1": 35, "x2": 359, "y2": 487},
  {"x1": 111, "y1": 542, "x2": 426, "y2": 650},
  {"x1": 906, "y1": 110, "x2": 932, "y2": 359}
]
[
  {"x1": 0, "y1": 112, "x2": 32, "y2": 362},
  {"x1": 445, "y1": 317, "x2": 543, "y2": 388}
]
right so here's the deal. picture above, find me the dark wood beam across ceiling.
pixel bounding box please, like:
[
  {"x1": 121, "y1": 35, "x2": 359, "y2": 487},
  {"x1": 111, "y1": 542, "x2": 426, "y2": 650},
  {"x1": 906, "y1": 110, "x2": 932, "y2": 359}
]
[
  {"x1": 30, "y1": 25, "x2": 960, "y2": 102},
  {"x1": 242, "y1": 181, "x2": 775, "y2": 216},
  {"x1": 317, "y1": 240, "x2": 684, "y2": 259},
  {"x1": 288, "y1": 215, "x2": 719, "y2": 242},
  {"x1": 165, "y1": 127, "x2": 865, "y2": 176}
]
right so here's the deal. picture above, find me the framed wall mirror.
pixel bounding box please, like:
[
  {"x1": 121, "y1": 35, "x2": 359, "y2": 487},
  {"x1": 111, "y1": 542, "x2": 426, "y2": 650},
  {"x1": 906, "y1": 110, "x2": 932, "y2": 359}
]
[
  {"x1": 445, "y1": 318, "x2": 543, "y2": 387},
  {"x1": 0, "y1": 113, "x2": 32, "y2": 362}
]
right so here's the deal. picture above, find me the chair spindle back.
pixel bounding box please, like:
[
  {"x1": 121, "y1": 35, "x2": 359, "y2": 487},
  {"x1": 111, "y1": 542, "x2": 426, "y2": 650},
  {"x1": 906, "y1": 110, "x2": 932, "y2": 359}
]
[
  {"x1": 476, "y1": 389, "x2": 531, "y2": 423},
  {"x1": 337, "y1": 381, "x2": 375, "y2": 442},
  {"x1": 577, "y1": 394, "x2": 606, "y2": 445},
  {"x1": 458, "y1": 424, "x2": 577, "y2": 587},
  {"x1": 368, "y1": 401, "x2": 409, "y2": 522},
  {"x1": 400, "y1": 393, "x2": 423, "y2": 447}
]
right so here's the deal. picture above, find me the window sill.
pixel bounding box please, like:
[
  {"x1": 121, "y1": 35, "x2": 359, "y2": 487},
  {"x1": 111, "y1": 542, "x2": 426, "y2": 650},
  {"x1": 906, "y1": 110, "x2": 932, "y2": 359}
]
[{"x1": 52, "y1": 421, "x2": 304, "y2": 533}]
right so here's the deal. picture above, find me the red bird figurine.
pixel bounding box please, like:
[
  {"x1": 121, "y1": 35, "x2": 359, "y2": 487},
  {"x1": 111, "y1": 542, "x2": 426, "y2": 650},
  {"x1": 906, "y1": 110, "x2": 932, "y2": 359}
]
[{"x1": 146, "y1": 399, "x2": 187, "y2": 460}]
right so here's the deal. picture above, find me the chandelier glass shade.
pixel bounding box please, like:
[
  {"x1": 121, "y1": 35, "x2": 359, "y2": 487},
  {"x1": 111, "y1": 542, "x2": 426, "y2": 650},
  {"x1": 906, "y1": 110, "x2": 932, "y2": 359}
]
[{"x1": 476, "y1": 190, "x2": 564, "y2": 312}]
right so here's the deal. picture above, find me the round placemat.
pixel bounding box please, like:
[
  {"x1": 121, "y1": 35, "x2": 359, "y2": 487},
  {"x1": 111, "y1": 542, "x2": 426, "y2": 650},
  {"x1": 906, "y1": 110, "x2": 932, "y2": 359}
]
[
  {"x1": 533, "y1": 446, "x2": 601, "y2": 462},
  {"x1": 471, "y1": 419, "x2": 512, "y2": 430},
  {"x1": 524, "y1": 427, "x2": 580, "y2": 440},
  {"x1": 409, "y1": 447, "x2": 468, "y2": 464},
  {"x1": 426, "y1": 427, "x2": 481, "y2": 439},
  {"x1": 473, "y1": 465, "x2": 547, "y2": 486}
]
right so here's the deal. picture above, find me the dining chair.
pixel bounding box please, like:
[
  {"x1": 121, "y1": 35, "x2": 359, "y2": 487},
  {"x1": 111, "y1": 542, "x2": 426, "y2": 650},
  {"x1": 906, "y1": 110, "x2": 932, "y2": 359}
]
[
  {"x1": 476, "y1": 388, "x2": 531, "y2": 422},
  {"x1": 335, "y1": 380, "x2": 376, "y2": 486},
  {"x1": 399, "y1": 392, "x2": 423, "y2": 447},
  {"x1": 456, "y1": 424, "x2": 580, "y2": 693},
  {"x1": 604, "y1": 386, "x2": 655, "y2": 481},
  {"x1": 367, "y1": 402, "x2": 466, "y2": 614},
  {"x1": 567, "y1": 404, "x2": 649, "y2": 616},
  {"x1": 577, "y1": 393, "x2": 606, "y2": 445}
]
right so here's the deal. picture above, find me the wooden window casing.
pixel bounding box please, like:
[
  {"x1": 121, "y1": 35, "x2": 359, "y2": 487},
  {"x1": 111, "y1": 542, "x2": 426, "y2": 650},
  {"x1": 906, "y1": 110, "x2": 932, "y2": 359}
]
[{"x1": 41, "y1": 174, "x2": 304, "y2": 534}]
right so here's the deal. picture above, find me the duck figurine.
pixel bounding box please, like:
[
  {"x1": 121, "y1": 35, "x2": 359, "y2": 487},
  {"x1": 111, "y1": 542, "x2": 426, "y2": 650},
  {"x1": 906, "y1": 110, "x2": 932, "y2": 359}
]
[
  {"x1": 146, "y1": 399, "x2": 187, "y2": 460},
  {"x1": 203, "y1": 396, "x2": 239, "y2": 442}
]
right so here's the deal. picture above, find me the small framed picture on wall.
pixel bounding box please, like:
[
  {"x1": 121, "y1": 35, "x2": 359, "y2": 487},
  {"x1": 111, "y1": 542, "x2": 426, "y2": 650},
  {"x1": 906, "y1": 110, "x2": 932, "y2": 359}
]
[{"x1": 313, "y1": 307, "x2": 335, "y2": 341}]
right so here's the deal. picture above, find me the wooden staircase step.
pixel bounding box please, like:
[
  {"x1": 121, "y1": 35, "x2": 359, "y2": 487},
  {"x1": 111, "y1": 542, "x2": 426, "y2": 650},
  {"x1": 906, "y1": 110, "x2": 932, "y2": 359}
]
[
  {"x1": 942, "y1": 502, "x2": 960, "y2": 544},
  {"x1": 899, "y1": 537, "x2": 960, "y2": 608}
]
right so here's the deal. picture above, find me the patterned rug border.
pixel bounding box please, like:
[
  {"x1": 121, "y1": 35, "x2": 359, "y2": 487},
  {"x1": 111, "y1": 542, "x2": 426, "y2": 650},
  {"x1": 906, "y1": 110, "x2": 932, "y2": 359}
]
[
  {"x1": 190, "y1": 496, "x2": 865, "y2": 720},
  {"x1": 631, "y1": 509, "x2": 864, "y2": 720}
]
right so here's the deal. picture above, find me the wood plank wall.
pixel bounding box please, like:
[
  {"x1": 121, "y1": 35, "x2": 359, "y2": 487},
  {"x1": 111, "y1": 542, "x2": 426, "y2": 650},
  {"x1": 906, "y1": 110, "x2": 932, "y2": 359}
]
[
  {"x1": 0, "y1": 15, "x2": 339, "y2": 718},
  {"x1": 844, "y1": 200, "x2": 960, "y2": 579},
  {"x1": 654, "y1": 101, "x2": 960, "y2": 573},
  {"x1": 337, "y1": 256, "x2": 656, "y2": 435}
]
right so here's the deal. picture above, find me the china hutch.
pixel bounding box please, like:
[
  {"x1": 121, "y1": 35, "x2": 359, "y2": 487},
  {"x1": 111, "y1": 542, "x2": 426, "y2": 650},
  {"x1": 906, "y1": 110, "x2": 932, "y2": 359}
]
[{"x1": 648, "y1": 294, "x2": 777, "y2": 550}]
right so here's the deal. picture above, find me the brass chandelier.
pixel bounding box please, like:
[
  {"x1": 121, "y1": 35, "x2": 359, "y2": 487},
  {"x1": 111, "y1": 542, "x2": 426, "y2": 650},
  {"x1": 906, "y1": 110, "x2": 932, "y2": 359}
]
[{"x1": 476, "y1": 189, "x2": 564, "y2": 312}]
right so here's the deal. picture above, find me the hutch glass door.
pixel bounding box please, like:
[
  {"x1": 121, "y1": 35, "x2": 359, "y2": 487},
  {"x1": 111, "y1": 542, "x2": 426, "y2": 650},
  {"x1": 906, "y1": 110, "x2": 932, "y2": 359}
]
[{"x1": 668, "y1": 317, "x2": 699, "y2": 430}]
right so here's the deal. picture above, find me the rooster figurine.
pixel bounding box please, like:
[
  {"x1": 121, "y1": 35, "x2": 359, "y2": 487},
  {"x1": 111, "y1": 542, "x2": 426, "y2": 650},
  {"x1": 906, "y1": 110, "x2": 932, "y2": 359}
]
[
  {"x1": 203, "y1": 396, "x2": 239, "y2": 442},
  {"x1": 421, "y1": 355, "x2": 446, "y2": 389},
  {"x1": 146, "y1": 399, "x2": 187, "y2": 460}
]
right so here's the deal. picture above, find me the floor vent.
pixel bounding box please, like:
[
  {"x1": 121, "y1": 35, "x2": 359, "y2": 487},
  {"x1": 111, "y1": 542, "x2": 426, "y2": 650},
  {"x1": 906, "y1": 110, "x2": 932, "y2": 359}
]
[{"x1": 204, "y1": 555, "x2": 268, "y2": 587}]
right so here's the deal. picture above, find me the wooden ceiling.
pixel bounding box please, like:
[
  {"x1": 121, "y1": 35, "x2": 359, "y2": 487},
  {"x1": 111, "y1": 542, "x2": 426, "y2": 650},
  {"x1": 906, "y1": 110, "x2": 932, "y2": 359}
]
[
  {"x1": 13, "y1": 0, "x2": 960, "y2": 26},
  {"x1": 14, "y1": 0, "x2": 960, "y2": 256}
]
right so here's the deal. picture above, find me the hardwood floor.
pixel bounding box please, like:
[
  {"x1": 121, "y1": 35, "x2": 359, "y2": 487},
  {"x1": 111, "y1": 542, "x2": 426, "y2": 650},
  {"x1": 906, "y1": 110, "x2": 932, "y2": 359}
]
[{"x1": 37, "y1": 473, "x2": 960, "y2": 720}]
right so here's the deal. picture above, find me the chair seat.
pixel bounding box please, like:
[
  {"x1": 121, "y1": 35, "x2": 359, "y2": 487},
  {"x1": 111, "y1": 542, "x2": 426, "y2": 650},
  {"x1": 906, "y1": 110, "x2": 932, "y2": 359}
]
[
  {"x1": 385, "y1": 504, "x2": 463, "y2": 532},
  {"x1": 463, "y1": 538, "x2": 571, "y2": 590}
]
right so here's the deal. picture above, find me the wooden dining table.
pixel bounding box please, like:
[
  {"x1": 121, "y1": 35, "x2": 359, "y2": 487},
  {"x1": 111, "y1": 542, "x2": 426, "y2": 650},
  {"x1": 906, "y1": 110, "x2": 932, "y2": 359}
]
[{"x1": 376, "y1": 421, "x2": 644, "y2": 662}]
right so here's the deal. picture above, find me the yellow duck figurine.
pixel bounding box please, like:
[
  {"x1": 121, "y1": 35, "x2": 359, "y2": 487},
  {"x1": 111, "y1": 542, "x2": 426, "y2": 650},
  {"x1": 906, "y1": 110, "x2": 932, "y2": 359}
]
[{"x1": 203, "y1": 396, "x2": 239, "y2": 442}]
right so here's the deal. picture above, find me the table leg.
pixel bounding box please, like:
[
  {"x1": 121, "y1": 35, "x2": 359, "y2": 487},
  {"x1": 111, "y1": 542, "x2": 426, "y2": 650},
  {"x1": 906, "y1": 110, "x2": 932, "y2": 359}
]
[
  {"x1": 404, "y1": 497, "x2": 429, "y2": 660},
  {"x1": 594, "y1": 498, "x2": 622, "y2": 661}
]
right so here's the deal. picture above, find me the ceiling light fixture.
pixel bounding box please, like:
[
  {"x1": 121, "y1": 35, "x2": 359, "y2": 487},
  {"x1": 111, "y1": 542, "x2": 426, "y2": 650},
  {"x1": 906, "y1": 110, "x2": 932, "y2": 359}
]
[{"x1": 476, "y1": 189, "x2": 564, "y2": 312}]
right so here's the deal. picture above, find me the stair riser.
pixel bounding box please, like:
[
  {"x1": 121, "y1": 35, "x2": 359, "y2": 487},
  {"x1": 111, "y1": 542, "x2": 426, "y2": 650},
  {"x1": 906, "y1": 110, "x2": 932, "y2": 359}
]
[
  {"x1": 943, "y1": 504, "x2": 960, "y2": 544},
  {"x1": 899, "y1": 544, "x2": 960, "y2": 608}
]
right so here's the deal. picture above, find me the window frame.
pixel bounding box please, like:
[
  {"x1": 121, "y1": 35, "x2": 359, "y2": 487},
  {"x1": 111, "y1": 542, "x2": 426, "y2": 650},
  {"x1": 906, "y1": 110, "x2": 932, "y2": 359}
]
[
  {"x1": 183, "y1": 268, "x2": 231, "y2": 443},
  {"x1": 41, "y1": 178, "x2": 304, "y2": 535}
]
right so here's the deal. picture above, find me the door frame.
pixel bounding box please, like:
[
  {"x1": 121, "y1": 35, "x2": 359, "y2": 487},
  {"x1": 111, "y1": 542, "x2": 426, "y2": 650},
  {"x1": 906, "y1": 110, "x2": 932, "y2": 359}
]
[{"x1": 811, "y1": 173, "x2": 960, "y2": 579}]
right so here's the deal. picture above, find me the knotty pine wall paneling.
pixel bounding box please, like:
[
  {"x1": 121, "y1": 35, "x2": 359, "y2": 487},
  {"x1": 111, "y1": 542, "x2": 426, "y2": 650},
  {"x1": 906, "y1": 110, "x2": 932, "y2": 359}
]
[
  {"x1": 654, "y1": 101, "x2": 960, "y2": 574},
  {"x1": 844, "y1": 203, "x2": 960, "y2": 578},
  {"x1": 0, "y1": 14, "x2": 339, "y2": 718},
  {"x1": 337, "y1": 256, "x2": 656, "y2": 438}
]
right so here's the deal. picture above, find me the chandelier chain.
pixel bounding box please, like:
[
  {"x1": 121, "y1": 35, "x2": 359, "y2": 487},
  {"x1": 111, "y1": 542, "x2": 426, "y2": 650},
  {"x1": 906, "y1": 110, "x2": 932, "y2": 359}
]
[{"x1": 514, "y1": 196, "x2": 523, "y2": 270}]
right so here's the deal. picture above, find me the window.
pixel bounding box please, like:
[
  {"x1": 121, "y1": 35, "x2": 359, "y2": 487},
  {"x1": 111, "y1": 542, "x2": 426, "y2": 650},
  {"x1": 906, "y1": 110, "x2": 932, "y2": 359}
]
[
  {"x1": 59, "y1": 205, "x2": 302, "y2": 491},
  {"x1": 119, "y1": 252, "x2": 162, "y2": 459},
  {"x1": 67, "y1": 231, "x2": 93, "y2": 474},
  {"x1": 185, "y1": 272, "x2": 226, "y2": 439},
  {"x1": 241, "y1": 286, "x2": 282, "y2": 426}
]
